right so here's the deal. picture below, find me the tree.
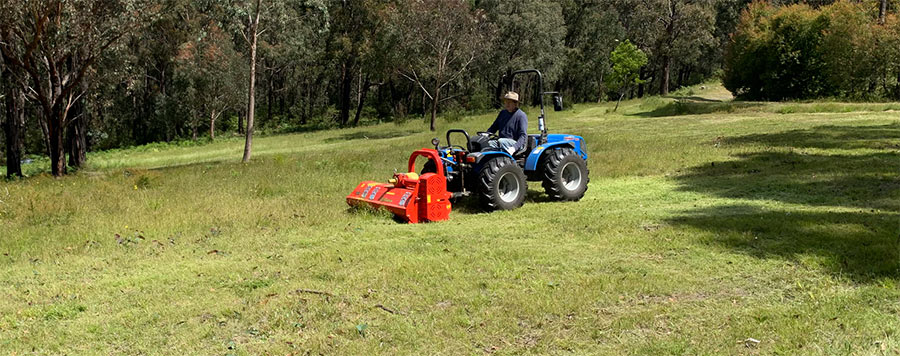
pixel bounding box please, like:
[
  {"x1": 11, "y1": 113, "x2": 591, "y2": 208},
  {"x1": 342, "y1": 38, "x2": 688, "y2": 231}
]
[
  {"x1": 557, "y1": 0, "x2": 625, "y2": 103},
  {"x1": 723, "y1": 1, "x2": 899, "y2": 100},
  {"x1": 173, "y1": 1, "x2": 245, "y2": 141},
  {"x1": 326, "y1": 0, "x2": 381, "y2": 127},
  {"x1": 0, "y1": 0, "x2": 149, "y2": 176},
  {"x1": 240, "y1": 0, "x2": 262, "y2": 163},
  {"x1": 606, "y1": 40, "x2": 648, "y2": 112},
  {"x1": 393, "y1": 0, "x2": 490, "y2": 131},
  {"x1": 234, "y1": 0, "x2": 326, "y2": 162},
  {"x1": 2, "y1": 65, "x2": 26, "y2": 178},
  {"x1": 478, "y1": 0, "x2": 566, "y2": 106},
  {"x1": 639, "y1": 0, "x2": 716, "y2": 95}
]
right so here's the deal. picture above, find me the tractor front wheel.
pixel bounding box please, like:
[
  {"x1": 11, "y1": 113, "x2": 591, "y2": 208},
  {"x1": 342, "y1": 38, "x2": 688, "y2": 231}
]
[
  {"x1": 541, "y1": 147, "x2": 589, "y2": 201},
  {"x1": 477, "y1": 156, "x2": 527, "y2": 211}
]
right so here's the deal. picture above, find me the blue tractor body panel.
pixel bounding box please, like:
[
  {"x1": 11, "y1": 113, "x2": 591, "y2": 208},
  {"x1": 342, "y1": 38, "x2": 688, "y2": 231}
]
[{"x1": 524, "y1": 134, "x2": 588, "y2": 172}]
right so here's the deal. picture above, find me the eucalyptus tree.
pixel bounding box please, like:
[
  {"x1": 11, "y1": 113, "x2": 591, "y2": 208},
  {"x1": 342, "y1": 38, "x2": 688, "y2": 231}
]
[
  {"x1": 0, "y1": 0, "x2": 154, "y2": 176},
  {"x1": 174, "y1": 0, "x2": 245, "y2": 140},
  {"x1": 229, "y1": 0, "x2": 326, "y2": 162},
  {"x1": 393, "y1": 0, "x2": 492, "y2": 131},
  {"x1": 557, "y1": 0, "x2": 624, "y2": 102},
  {"x1": 476, "y1": 0, "x2": 565, "y2": 106},
  {"x1": 638, "y1": 0, "x2": 716, "y2": 95},
  {"x1": 1, "y1": 60, "x2": 26, "y2": 177},
  {"x1": 325, "y1": 0, "x2": 387, "y2": 126}
]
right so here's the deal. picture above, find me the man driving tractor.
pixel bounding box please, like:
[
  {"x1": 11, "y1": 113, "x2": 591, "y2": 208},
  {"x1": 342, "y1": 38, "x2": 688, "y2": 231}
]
[{"x1": 486, "y1": 91, "x2": 528, "y2": 154}]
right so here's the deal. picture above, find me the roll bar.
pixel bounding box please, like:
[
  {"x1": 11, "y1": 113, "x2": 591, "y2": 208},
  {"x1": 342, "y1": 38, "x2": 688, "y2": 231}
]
[{"x1": 502, "y1": 69, "x2": 554, "y2": 144}]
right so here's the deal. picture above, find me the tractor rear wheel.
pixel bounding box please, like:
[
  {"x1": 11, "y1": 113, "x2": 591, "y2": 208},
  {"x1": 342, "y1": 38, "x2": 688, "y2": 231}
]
[
  {"x1": 541, "y1": 147, "x2": 589, "y2": 201},
  {"x1": 421, "y1": 160, "x2": 437, "y2": 175},
  {"x1": 477, "y1": 156, "x2": 527, "y2": 211}
]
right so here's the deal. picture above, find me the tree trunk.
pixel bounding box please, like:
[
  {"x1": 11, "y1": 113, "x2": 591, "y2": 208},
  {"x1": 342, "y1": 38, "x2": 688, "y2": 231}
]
[
  {"x1": 266, "y1": 64, "x2": 273, "y2": 123},
  {"x1": 494, "y1": 74, "x2": 506, "y2": 109},
  {"x1": 661, "y1": 55, "x2": 671, "y2": 95},
  {"x1": 39, "y1": 117, "x2": 52, "y2": 157},
  {"x1": 597, "y1": 72, "x2": 605, "y2": 103},
  {"x1": 278, "y1": 74, "x2": 286, "y2": 117},
  {"x1": 48, "y1": 112, "x2": 66, "y2": 177},
  {"x1": 237, "y1": 109, "x2": 244, "y2": 134},
  {"x1": 614, "y1": 90, "x2": 625, "y2": 112},
  {"x1": 879, "y1": 0, "x2": 887, "y2": 24},
  {"x1": 3, "y1": 84, "x2": 25, "y2": 178},
  {"x1": 302, "y1": 82, "x2": 310, "y2": 125},
  {"x1": 66, "y1": 102, "x2": 87, "y2": 169},
  {"x1": 242, "y1": 0, "x2": 261, "y2": 163},
  {"x1": 637, "y1": 68, "x2": 646, "y2": 98},
  {"x1": 353, "y1": 75, "x2": 371, "y2": 126},
  {"x1": 896, "y1": 71, "x2": 900, "y2": 100},
  {"x1": 338, "y1": 61, "x2": 353, "y2": 126},
  {"x1": 430, "y1": 86, "x2": 440, "y2": 132},
  {"x1": 209, "y1": 110, "x2": 217, "y2": 140}
]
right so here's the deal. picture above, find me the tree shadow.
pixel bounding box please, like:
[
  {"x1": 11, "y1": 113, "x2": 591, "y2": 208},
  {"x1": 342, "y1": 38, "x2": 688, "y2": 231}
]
[
  {"x1": 725, "y1": 123, "x2": 900, "y2": 151},
  {"x1": 676, "y1": 151, "x2": 898, "y2": 211},
  {"x1": 322, "y1": 130, "x2": 420, "y2": 143},
  {"x1": 662, "y1": 95, "x2": 724, "y2": 103},
  {"x1": 630, "y1": 100, "x2": 764, "y2": 118},
  {"x1": 669, "y1": 205, "x2": 898, "y2": 280},
  {"x1": 668, "y1": 124, "x2": 900, "y2": 281}
]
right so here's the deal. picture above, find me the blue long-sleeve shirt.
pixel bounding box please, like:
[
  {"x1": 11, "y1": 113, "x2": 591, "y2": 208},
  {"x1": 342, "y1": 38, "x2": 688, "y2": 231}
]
[{"x1": 487, "y1": 108, "x2": 528, "y2": 151}]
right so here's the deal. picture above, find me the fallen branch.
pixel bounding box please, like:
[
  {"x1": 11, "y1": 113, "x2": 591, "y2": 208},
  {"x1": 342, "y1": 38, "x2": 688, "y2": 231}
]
[
  {"x1": 374, "y1": 304, "x2": 405, "y2": 315},
  {"x1": 293, "y1": 288, "x2": 335, "y2": 297}
]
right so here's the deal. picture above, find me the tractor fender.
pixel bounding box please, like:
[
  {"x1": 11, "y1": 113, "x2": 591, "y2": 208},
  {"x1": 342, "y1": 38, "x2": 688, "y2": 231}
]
[
  {"x1": 469, "y1": 151, "x2": 516, "y2": 172},
  {"x1": 524, "y1": 140, "x2": 585, "y2": 172}
]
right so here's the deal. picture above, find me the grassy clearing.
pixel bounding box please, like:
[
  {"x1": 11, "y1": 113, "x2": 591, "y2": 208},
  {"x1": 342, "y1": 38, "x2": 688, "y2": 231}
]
[{"x1": 1, "y1": 83, "x2": 898, "y2": 355}]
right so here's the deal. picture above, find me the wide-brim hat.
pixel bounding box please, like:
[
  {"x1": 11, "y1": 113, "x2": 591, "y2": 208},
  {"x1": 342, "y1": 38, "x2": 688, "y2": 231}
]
[{"x1": 502, "y1": 91, "x2": 519, "y2": 102}]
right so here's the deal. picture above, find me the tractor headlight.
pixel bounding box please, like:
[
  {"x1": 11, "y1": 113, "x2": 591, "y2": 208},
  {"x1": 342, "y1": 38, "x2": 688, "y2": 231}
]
[{"x1": 431, "y1": 138, "x2": 440, "y2": 147}]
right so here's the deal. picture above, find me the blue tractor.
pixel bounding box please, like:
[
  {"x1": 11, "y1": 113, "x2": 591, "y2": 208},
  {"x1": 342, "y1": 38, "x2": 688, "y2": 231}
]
[{"x1": 425, "y1": 69, "x2": 589, "y2": 211}]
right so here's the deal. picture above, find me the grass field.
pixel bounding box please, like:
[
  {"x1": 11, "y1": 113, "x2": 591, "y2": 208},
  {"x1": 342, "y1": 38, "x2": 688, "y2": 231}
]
[{"x1": 1, "y1": 83, "x2": 898, "y2": 355}]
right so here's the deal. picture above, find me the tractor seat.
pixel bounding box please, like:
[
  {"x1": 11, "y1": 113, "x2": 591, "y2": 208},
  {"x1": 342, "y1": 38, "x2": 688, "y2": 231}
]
[
  {"x1": 513, "y1": 136, "x2": 537, "y2": 166},
  {"x1": 475, "y1": 136, "x2": 534, "y2": 160},
  {"x1": 480, "y1": 142, "x2": 529, "y2": 157},
  {"x1": 512, "y1": 145, "x2": 529, "y2": 157}
]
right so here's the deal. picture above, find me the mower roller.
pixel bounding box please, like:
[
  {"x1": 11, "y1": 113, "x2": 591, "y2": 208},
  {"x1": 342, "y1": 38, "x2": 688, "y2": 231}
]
[{"x1": 346, "y1": 69, "x2": 590, "y2": 223}]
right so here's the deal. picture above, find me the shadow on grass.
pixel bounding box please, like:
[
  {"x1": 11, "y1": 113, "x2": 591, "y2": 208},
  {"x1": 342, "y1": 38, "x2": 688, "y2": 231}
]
[
  {"x1": 662, "y1": 95, "x2": 724, "y2": 103},
  {"x1": 669, "y1": 205, "x2": 898, "y2": 279},
  {"x1": 669, "y1": 124, "x2": 900, "y2": 281},
  {"x1": 323, "y1": 129, "x2": 420, "y2": 143},
  {"x1": 448, "y1": 189, "x2": 557, "y2": 215},
  {"x1": 631, "y1": 100, "x2": 764, "y2": 117},
  {"x1": 726, "y1": 123, "x2": 900, "y2": 151}
]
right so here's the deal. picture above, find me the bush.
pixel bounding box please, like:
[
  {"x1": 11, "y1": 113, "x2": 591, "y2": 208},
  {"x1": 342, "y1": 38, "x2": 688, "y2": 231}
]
[{"x1": 724, "y1": 1, "x2": 900, "y2": 101}]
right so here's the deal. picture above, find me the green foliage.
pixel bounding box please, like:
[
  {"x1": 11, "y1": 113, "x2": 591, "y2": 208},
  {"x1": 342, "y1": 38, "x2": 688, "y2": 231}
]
[
  {"x1": 479, "y1": 0, "x2": 567, "y2": 83},
  {"x1": 724, "y1": 0, "x2": 900, "y2": 100},
  {"x1": 6, "y1": 0, "x2": 899, "y2": 176},
  {"x1": 557, "y1": 1, "x2": 625, "y2": 102},
  {"x1": 605, "y1": 40, "x2": 649, "y2": 94}
]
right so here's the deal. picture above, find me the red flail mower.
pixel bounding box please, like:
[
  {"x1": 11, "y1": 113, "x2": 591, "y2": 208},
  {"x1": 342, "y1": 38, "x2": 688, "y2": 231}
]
[{"x1": 346, "y1": 149, "x2": 452, "y2": 223}]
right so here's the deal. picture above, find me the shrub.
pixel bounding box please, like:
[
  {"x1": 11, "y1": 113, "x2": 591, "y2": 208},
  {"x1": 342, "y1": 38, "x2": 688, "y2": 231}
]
[{"x1": 724, "y1": 1, "x2": 900, "y2": 101}]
